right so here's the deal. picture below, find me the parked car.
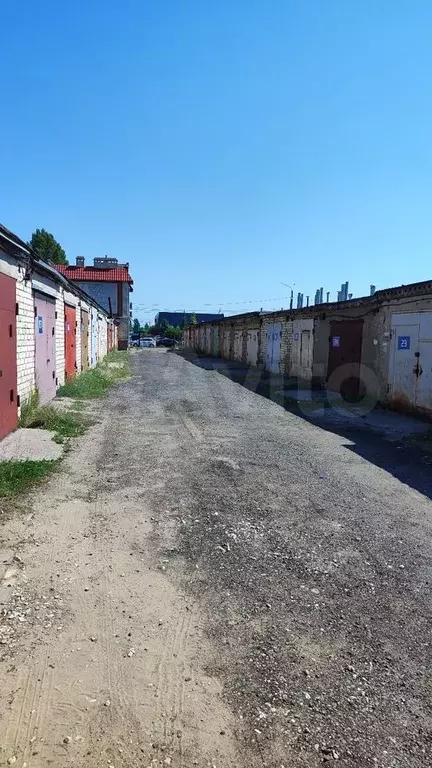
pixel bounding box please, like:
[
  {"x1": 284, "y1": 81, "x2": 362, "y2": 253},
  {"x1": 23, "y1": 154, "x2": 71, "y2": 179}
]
[
  {"x1": 158, "y1": 337, "x2": 177, "y2": 347},
  {"x1": 140, "y1": 337, "x2": 156, "y2": 348}
]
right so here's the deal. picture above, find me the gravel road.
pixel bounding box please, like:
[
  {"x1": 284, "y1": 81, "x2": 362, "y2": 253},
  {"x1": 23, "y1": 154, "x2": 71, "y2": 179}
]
[{"x1": 0, "y1": 349, "x2": 431, "y2": 768}]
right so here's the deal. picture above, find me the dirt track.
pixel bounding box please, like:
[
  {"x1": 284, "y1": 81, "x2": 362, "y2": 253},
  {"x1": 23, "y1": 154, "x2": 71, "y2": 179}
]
[{"x1": 0, "y1": 349, "x2": 431, "y2": 767}]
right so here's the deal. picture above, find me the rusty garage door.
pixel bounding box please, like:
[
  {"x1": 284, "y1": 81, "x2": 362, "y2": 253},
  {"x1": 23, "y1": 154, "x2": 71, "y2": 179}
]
[
  {"x1": 327, "y1": 320, "x2": 363, "y2": 398},
  {"x1": 0, "y1": 273, "x2": 18, "y2": 440},
  {"x1": 81, "y1": 310, "x2": 89, "y2": 371},
  {"x1": 34, "y1": 292, "x2": 56, "y2": 405},
  {"x1": 65, "y1": 304, "x2": 77, "y2": 381}
]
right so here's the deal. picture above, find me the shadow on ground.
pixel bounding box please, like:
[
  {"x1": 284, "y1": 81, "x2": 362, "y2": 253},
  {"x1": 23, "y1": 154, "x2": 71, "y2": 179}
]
[{"x1": 177, "y1": 349, "x2": 432, "y2": 502}]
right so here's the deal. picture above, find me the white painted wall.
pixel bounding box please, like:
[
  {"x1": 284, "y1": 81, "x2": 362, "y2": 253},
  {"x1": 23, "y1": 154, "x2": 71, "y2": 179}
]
[
  {"x1": 98, "y1": 315, "x2": 108, "y2": 358},
  {"x1": 16, "y1": 268, "x2": 36, "y2": 409},
  {"x1": 75, "y1": 303, "x2": 82, "y2": 375},
  {"x1": 0, "y1": 249, "x2": 19, "y2": 280}
]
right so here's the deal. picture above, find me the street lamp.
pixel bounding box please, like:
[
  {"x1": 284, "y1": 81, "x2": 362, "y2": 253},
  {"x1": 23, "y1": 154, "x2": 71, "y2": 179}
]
[{"x1": 281, "y1": 282, "x2": 295, "y2": 310}]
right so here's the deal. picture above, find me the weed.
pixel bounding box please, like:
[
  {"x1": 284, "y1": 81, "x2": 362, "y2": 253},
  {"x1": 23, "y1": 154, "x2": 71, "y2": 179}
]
[
  {"x1": 19, "y1": 390, "x2": 40, "y2": 427},
  {"x1": 57, "y1": 352, "x2": 130, "y2": 399},
  {"x1": 57, "y1": 368, "x2": 115, "y2": 398},
  {"x1": 105, "y1": 350, "x2": 130, "y2": 363},
  {"x1": 19, "y1": 405, "x2": 90, "y2": 440},
  {"x1": 0, "y1": 459, "x2": 58, "y2": 497},
  {"x1": 70, "y1": 400, "x2": 89, "y2": 412}
]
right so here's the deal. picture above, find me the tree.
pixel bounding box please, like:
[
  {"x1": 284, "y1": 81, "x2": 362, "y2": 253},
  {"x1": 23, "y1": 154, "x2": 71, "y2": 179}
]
[
  {"x1": 160, "y1": 318, "x2": 169, "y2": 333},
  {"x1": 29, "y1": 228, "x2": 68, "y2": 265},
  {"x1": 165, "y1": 325, "x2": 183, "y2": 339},
  {"x1": 132, "y1": 318, "x2": 141, "y2": 334},
  {"x1": 189, "y1": 313, "x2": 197, "y2": 325}
]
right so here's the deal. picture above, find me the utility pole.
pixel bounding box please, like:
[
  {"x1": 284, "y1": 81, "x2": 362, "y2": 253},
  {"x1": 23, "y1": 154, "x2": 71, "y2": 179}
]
[{"x1": 281, "y1": 282, "x2": 295, "y2": 310}]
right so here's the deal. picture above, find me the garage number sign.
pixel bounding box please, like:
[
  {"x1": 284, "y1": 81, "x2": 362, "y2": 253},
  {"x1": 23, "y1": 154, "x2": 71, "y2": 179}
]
[
  {"x1": 37, "y1": 316, "x2": 43, "y2": 334},
  {"x1": 332, "y1": 336, "x2": 340, "y2": 348},
  {"x1": 398, "y1": 336, "x2": 410, "y2": 350}
]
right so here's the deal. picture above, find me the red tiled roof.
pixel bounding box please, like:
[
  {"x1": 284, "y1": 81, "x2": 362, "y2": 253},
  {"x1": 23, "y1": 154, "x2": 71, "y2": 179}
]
[{"x1": 55, "y1": 265, "x2": 133, "y2": 284}]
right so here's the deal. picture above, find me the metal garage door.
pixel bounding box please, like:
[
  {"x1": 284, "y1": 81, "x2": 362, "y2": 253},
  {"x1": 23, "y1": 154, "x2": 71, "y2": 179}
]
[
  {"x1": 81, "y1": 310, "x2": 89, "y2": 371},
  {"x1": 389, "y1": 312, "x2": 432, "y2": 415},
  {"x1": 34, "y1": 292, "x2": 56, "y2": 404},
  {"x1": 327, "y1": 320, "x2": 363, "y2": 398},
  {"x1": 265, "y1": 322, "x2": 282, "y2": 374},
  {"x1": 64, "y1": 304, "x2": 77, "y2": 381},
  {"x1": 0, "y1": 273, "x2": 17, "y2": 439}
]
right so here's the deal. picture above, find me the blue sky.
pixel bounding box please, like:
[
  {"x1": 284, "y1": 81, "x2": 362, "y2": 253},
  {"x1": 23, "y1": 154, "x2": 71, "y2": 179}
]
[{"x1": 1, "y1": 1, "x2": 432, "y2": 322}]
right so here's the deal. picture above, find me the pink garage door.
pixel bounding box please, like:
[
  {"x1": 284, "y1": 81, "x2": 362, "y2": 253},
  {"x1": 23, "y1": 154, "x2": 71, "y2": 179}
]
[{"x1": 34, "y1": 292, "x2": 57, "y2": 404}]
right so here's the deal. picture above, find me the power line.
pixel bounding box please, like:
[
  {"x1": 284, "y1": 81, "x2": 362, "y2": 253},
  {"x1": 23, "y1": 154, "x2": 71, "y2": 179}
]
[{"x1": 131, "y1": 294, "x2": 292, "y2": 311}]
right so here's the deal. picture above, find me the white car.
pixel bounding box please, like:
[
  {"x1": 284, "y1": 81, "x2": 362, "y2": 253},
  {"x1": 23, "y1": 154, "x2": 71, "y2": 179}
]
[{"x1": 140, "y1": 337, "x2": 156, "y2": 348}]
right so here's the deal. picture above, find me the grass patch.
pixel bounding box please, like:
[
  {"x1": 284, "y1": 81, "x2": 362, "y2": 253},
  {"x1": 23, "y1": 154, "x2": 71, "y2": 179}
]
[
  {"x1": 19, "y1": 390, "x2": 40, "y2": 427},
  {"x1": 57, "y1": 368, "x2": 112, "y2": 398},
  {"x1": 0, "y1": 459, "x2": 58, "y2": 497},
  {"x1": 20, "y1": 404, "x2": 90, "y2": 440},
  {"x1": 70, "y1": 400, "x2": 89, "y2": 412},
  {"x1": 104, "y1": 349, "x2": 130, "y2": 363},
  {"x1": 57, "y1": 352, "x2": 130, "y2": 399}
]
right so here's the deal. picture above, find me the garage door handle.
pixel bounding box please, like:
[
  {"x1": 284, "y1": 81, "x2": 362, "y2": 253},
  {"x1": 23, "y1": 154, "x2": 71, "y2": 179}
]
[{"x1": 0, "y1": 370, "x2": 2, "y2": 377}]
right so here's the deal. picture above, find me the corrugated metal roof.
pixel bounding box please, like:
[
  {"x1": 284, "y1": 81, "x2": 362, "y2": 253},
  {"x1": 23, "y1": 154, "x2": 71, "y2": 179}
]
[{"x1": 56, "y1": 265, "x2": 133, "y2": 284}]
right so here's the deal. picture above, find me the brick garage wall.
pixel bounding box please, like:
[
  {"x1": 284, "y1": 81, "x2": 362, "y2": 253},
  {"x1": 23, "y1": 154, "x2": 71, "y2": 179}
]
[
  {"x1": 80, "y1": 300, "x2": 92, "y2": 368},
  {"x1": 280, "y1": 317, "x2": 293, "y2": 375},
  {"x1": 373, "y1": 293, "x2": 432, "y2": 405},
  {"x1": 99, "y1": 316, "x2": 108, "y2": 358},
  {"x1": 75, "y1": 304, "x2": 82, "y2": 374},
  {"x1": 16, "y1": 270, "x2": 36, "y2": 409},
  {"x1": 312, "y1": 304, "x2": 378, "y2": 389},
  {"x1": 55, "y1": 291, "x2": 65, "y2": 387},
  {"x1": 258, "y1": 321, "x2": 266, "y2": 367}
]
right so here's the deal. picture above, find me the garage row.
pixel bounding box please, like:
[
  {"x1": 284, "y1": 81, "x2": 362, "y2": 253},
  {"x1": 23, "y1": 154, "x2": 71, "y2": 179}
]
[
  {"x1": 183, "y1": 279, "x2": 432, "y2": 418},
  {"x1": 0, "y1": 225, "x2": 118, "y2": 441}
]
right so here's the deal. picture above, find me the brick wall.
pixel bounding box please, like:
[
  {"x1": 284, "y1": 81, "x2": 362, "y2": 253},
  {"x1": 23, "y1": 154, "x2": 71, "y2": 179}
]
[
  {"x1": 280, "y1": 317, "x2": 293, "y2": 375},
  {"x1": 99, "y1": 316, "x2": 108, "y2": 358},
  {"x1": 16, "y1": 270, "x2": 36, "y2": 409},
  {"x1": 75, "y1": 304, "x2": 82, "y2": 374}
]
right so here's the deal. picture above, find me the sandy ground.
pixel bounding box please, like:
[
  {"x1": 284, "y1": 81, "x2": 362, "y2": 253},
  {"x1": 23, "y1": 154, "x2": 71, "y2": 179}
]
[{"x1": 0, "y1": 349, "x2": 431, "y2": 768}]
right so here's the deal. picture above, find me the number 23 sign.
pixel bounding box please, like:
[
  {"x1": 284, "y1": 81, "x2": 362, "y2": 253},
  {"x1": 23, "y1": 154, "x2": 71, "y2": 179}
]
[{"x1": 397, "y1": 336, "x2": 410, "y2": 350}]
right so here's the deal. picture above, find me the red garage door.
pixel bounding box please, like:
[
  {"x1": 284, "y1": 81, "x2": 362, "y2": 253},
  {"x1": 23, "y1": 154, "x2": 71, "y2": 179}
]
[
  {"x1": 327, "y1": 320, "x2": 364, "y2": 399},
  {"x1": 65, "y1": 305, "x2": 77, "y2": 381},
  {"x1": 0, "y1": 273, "x2": 18, "y2": 440}
]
